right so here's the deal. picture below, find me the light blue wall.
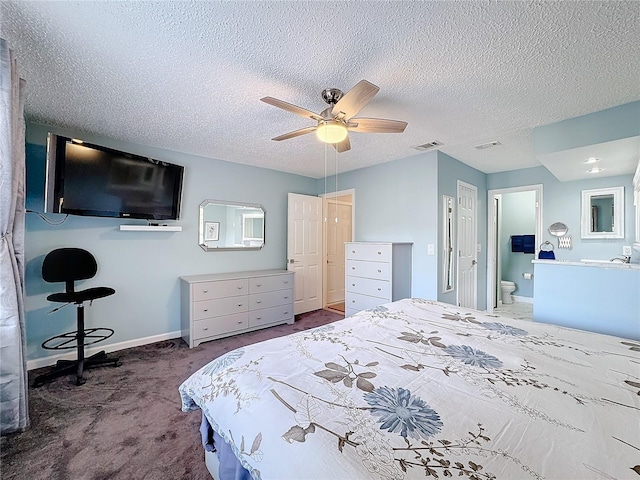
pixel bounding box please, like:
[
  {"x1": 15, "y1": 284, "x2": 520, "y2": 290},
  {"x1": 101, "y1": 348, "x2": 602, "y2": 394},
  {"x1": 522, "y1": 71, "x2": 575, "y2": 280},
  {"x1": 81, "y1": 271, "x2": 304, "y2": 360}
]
[
  {"x1": 533, "y1": 263, "x2": 640, "y2": 340},
  {"x1": 24, "y1": 123, "x2": 317, "y2": 362},
  {"x1": 488, "y1": 167, "x2": 636, "y2": 263},
  {"x1": 318, "y1": 151, "x2": 440, "y2": 300},
  {"x1": 533, "y1": 101, "x2": 640, "y2": 155},
  {"x1": 500, "y1": 191, "x2": 536, "y2": 297},
  {"x1": 437, "y1": 152, "x2": 488, "y2": 309}
]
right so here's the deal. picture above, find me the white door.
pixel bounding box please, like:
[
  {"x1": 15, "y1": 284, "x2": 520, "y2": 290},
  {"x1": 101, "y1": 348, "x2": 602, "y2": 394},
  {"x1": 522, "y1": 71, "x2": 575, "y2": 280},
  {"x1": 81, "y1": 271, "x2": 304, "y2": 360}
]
[
  {"x1": 325, "y1": 198, "x2": 352, "y2": 305},
  {"x1": 288, "y1": 193, "x2": 323, "y2": 314},
  {"x1": 457, "y1": 181, "x2": 478, "y2": 308}
]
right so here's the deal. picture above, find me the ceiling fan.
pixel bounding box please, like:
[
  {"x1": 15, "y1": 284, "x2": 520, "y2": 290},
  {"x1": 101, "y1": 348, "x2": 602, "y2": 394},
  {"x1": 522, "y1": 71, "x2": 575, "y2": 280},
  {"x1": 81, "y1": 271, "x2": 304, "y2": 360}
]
[{"x1": 261, "y1": 80, "x2": 408, "y2": 153}]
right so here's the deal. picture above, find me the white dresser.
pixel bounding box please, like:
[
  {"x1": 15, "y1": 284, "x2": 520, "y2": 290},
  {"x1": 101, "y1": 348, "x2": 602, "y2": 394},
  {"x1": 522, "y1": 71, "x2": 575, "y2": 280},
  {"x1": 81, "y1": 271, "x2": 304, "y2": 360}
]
[
  {"x1": 180, "y1": 269, "x2": 294, "y2": 348},
  {"x1": 345, "y1": 242, "x2": 412, "y2": 317}
]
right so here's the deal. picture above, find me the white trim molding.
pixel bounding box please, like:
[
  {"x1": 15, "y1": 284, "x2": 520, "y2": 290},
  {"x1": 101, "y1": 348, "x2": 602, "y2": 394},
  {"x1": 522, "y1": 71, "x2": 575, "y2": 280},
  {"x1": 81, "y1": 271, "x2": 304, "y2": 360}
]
[{"x1": 26, "y1": 330, "x2": 182, "y2": 371}]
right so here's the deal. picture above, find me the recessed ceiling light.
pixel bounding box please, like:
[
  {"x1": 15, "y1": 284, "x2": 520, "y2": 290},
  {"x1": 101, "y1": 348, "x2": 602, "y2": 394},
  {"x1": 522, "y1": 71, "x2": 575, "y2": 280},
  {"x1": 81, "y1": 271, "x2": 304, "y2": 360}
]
[
  {"x1": 587, "y1": 167, "x2": 603, "y2": 174},
  {"x1": 585, "y1": 157, "x2": 599, "y2": 164}
]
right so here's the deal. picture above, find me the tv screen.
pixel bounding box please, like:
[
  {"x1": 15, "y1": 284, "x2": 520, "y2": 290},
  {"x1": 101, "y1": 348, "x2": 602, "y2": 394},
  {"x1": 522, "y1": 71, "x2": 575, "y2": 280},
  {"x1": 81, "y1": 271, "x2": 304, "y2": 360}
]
[{"x1": 44, "y1": 134, "x2": 184, "y2": 220}]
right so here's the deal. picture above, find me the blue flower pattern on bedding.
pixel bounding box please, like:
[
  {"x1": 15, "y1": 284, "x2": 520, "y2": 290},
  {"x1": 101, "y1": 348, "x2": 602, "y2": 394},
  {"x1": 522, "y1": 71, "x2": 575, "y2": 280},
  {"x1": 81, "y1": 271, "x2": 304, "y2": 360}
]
[
  {"x1": 202, "y1": 348, "x2": 245, "y2": 375},
  {"x1": 364, "y1": 386, "x2": 443, "y2": 440},
  {"x1": 443, "y1": 345, "x2": 503, "y2": 369},
  {"x1": 480, "y1": 322, "x2": 528, "y2": 336}
]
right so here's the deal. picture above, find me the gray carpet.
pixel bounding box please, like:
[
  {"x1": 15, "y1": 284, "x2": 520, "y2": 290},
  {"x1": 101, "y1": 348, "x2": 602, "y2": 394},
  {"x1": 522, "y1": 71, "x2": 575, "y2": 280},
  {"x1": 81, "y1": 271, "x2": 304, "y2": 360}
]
[{"x1": 0, "y1": 309, "x2": 343, "y2": 480}]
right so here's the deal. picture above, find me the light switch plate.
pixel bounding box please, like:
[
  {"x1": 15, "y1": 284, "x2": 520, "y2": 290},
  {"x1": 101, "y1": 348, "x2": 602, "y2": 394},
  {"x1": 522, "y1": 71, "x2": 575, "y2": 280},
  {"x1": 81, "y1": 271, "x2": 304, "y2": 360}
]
[{"x1": 427, "y1": 244, "x2": 435, "y2": 255}]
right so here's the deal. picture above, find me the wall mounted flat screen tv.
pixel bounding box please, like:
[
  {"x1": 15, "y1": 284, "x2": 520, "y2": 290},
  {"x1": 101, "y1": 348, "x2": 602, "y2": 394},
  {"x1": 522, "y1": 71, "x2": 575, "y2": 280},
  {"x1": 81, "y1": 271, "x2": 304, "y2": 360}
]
[{"x1": 45, "y1": 133, "x2": 184, "y2": 220}]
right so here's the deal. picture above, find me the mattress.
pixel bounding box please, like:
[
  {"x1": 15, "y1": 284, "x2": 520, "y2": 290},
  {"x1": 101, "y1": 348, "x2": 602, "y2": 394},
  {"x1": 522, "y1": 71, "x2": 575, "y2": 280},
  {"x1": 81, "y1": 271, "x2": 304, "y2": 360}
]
[{"x1": 180, "y1": 298, "x2": 640, "y2": 479}]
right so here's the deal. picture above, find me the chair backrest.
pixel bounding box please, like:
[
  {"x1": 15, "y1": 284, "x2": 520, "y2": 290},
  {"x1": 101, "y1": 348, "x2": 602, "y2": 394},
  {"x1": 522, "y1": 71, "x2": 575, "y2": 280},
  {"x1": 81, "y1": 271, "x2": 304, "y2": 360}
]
[{"x1": 42, "y1": 248, "x2": 98, "y2": 289}]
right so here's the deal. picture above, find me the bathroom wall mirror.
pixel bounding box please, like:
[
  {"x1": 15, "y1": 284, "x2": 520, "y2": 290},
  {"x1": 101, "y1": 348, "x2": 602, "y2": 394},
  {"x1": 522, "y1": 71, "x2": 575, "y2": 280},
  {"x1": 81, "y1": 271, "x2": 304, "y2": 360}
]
[
  {"x1": 199, "y1": 199, "x2": 265, "y2": 251},
  {"x1": 580, "y1": 186, "x2": 624, "y2": 239},
  {"x1": 548, "y1": 222, "x2": 568, "y2": 236},
  {"x1": 442, "y1": 195, "x2": 455, "y2": 293}
]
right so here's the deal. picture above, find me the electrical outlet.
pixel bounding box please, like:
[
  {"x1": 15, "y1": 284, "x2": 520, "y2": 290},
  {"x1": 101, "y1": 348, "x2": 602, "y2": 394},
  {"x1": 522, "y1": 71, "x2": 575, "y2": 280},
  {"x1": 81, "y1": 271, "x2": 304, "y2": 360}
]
[
  {"x1": 427, "y1": 244, "x2": 435, "y2": 255},
  {"x1": 622, "y1": 245, "x2": 632, "y2": 256}
]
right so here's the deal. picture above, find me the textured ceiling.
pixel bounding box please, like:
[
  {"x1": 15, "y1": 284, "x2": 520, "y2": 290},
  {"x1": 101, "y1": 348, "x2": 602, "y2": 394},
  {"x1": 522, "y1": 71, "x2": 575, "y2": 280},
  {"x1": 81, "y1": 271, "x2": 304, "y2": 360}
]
[{"x1": 1, "y1": 1, "x2": 639, "y2": 179}]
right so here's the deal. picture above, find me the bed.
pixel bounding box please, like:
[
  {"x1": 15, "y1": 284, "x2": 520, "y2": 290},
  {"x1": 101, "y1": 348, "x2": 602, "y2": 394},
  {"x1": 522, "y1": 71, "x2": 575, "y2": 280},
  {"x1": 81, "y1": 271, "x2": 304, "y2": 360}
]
[{"x1": 179, "y1": 298, "x2": 640, "y2": 479}]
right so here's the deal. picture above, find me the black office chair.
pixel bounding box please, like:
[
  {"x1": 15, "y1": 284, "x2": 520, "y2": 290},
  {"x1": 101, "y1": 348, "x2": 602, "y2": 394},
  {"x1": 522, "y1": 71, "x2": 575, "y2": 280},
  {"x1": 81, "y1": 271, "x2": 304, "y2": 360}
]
[{"x1": 33, "y1": 248, "x2": 121, "y2": 387}]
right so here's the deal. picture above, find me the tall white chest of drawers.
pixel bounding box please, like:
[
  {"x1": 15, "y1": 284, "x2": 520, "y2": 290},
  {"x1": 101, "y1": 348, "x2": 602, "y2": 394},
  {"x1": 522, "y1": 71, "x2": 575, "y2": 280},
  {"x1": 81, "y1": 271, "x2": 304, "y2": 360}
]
[
  {"x1": 345, "y1": 242, "x2": 412, "y2": 317},
  {"x1": 180, "y1": 269, "x2": 294, "y2": 348}
]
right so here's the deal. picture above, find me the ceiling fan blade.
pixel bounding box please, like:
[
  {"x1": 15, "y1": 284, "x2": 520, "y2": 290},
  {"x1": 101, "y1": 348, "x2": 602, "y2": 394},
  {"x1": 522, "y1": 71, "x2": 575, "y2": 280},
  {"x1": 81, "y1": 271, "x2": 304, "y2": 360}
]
[
  {"x1": 331, "y1": 80, "x2": 380, "y2": 120},
  {"x1": 348, "y1": 117, "x2": 408, "y2": 133},
  {"x1": 261, "y1": 97, "x2": 324, "y2": 122},
  {"x1": 332, "y1": 135, "x2": 351, "y2": 153},
  {"x1": 272, "y1": 125, "x2": 318, "y2": 141}
]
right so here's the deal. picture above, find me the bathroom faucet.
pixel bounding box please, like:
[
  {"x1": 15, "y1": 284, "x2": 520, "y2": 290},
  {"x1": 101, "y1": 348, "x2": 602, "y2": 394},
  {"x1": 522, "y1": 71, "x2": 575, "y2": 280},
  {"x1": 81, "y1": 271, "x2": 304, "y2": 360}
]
[{"x1": 610, "y1": 255, "x2": 631, "y2": 263}]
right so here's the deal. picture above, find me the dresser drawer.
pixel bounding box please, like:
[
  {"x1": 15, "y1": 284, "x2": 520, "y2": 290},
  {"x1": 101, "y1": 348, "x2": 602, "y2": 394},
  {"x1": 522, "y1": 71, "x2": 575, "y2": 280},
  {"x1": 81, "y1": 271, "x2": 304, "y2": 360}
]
[
  {"x1": 249, "y1": 274, "x2": 294, "y2": 294},
  {"x1": 249, "y1": 305, "x2": 294, "y2": 328},
  {"x1": 193, "y1": 313, "x2": 248, "y2": 339},
  {"x1": 193, "y1": 296, "x2": 249, "y2": 321},
  {"x1": 250, "y1": 289, "x2": 293, "y2": 310},
  {"x1": 346, "y1": 259, "x2": 390, "y2": 280},
  {"x1": 346, "y1": 292, "x2": 387, "y2": 312},
  {"x1": 346, "y1": 275, "x2": 390, "y2": 300},
  {"x1": 346, "y1": 243, "x2": 391, "y2": 262},
  {"x1": 193, "y1": 279, "x2": 248, "y2": 301}
]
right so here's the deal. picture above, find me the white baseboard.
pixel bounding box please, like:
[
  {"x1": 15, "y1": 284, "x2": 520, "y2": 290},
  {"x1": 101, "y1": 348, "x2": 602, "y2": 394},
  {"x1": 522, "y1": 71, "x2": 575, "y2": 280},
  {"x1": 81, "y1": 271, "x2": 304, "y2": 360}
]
[
  {"x1": 512, "y1": 295, "x2": 534, "y2": 304},
  {"x1": 27, "y1": 330, "x2": 182, "y2": 371}
]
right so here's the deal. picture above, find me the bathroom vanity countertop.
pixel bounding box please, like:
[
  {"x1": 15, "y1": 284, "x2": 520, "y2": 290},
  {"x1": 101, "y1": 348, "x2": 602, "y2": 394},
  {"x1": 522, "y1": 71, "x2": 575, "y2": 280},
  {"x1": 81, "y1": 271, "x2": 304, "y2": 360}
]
[{"x1": 532, "y1": 259, "x2": 640, "y2": 270}]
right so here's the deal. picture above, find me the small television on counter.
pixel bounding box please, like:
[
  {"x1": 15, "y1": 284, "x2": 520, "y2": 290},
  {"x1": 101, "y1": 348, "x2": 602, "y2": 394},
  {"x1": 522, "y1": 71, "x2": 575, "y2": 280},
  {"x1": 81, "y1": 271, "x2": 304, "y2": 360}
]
[{"x1": 44, "y1": 133, "x2": 184, "y2": 220}]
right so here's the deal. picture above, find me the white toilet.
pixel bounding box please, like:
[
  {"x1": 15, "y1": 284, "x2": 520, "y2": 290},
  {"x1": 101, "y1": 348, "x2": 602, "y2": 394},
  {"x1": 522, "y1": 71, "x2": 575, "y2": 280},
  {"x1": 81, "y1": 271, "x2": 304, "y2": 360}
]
[{"x1": 500, "y1": 281, "x2": 516, "y2": 304}]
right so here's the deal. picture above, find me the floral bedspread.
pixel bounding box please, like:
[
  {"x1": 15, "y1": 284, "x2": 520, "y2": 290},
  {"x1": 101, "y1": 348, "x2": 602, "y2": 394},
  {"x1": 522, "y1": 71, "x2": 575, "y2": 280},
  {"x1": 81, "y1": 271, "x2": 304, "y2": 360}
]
[{"x1": 179, "y1": 298, "x2": 640, "y2": 479}]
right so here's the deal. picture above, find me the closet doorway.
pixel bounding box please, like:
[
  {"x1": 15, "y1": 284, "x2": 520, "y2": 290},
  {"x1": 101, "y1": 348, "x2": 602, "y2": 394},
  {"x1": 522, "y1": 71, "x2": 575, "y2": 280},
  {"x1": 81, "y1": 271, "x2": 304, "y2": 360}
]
[
  {"x1": 322, "y1": 189, "x2": 354, "y2": 314},
  {"x1": 486, "y1": 185, "x2": 542, "y2": 315}
]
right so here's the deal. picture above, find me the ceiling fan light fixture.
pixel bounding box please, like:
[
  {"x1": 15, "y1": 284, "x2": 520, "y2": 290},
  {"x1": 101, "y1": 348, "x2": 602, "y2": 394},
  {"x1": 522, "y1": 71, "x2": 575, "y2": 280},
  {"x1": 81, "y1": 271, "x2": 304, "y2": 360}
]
[{"x1": 316, "y1": 120, "x2": 348, "y2": 144}]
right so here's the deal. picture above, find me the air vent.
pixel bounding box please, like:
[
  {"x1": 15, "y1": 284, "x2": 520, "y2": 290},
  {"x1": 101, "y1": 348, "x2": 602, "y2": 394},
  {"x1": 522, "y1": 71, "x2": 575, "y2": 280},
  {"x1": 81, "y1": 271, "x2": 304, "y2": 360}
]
[
  {"x1": 474, "y1": 140, "x2": 501, "y2": 150},
  {"x1": 413, "y1": 140, "x2": 443, "y2": 151}
]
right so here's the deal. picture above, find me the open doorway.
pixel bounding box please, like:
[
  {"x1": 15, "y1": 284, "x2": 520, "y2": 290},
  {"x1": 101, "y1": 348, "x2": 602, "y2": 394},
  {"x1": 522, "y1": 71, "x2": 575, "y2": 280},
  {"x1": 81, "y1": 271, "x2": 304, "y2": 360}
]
[
  {"x1": 321, "y1": 189, "x2": 354, "y2": 314},
  {"x1": 486, "y1": 185, "x2": 542, "y2": 317}
]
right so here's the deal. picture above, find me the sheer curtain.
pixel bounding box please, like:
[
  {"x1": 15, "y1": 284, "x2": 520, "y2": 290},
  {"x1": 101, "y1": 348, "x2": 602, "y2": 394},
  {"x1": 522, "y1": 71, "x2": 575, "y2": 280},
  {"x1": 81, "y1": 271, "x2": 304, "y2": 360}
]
[{"x1": 0, "y1": 37, "x2": 29, "y2": 434}]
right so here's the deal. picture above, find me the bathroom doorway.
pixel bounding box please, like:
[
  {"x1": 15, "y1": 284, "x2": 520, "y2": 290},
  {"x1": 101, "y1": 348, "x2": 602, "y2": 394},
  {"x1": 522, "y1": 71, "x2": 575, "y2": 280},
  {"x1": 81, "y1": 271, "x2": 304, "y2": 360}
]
[{"x1": 487, "y1": 185, "x2": 542, "y2": 317}]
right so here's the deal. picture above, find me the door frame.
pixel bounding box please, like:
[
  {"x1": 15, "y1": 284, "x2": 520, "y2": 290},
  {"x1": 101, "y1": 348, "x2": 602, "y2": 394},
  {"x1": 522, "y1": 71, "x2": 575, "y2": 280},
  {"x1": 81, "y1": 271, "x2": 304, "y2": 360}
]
[
  {"x1": 320, "y1": 188, "x2": 355, "y2": 309},
  {"x1": 486, "y1": 184, "x2": 543, "y2": 314}
]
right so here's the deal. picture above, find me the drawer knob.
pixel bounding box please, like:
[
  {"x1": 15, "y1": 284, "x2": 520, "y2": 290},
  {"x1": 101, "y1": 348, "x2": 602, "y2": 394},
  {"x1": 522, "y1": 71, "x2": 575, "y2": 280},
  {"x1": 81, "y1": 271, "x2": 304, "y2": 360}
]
[
  {"x1": 203, "y1": 327, "x2": 208, "y2": 331},
  {"x1": 237, "y1": 286, "x2": 243, "y2": 289},
  {"x1": 351, "y1": 300, "x2": 355, "y2": 303},
  {"x1": 351, "y1": 283, "x2": 355, "y2": 286},
  {"x1": 351, "y1": 250, "x2": 355, "y2": 253},
  {"x1": 257, "y1": 300, "x2": 262, "y2": 304},
  {"x1": 352, "y1": 266, "x2": 355, "y2": 270},
  {"x1": 378, "y1": 269, "x2": 382, "y2": 273},
  {"x1": 238, "y1": 303, "x2": 243, "y2": 307},
  {"x1": 238, "y1": 321, "x2": 243, "y2": 324},
  {"x1": 377, "y1": 288, "x2": 381, "y2": 291},
  {"x1": 284, "y1": 311, "x2": 289, "y2": 315},
  {"x1": 283, "y1": 280, "x2": 289, "y2": 284},
  {"x1": 203, "y1": 308, "x2": 208, "y2": 312},
  {"x1": 377, "y1": 251, "x2": 382, "y2": 255},
  {"x1": 256, "y1": 316, "x2": 262, "y2": 320},
  {"x1": 284, "y1": 296, "x2": 289, "y2": 299},
  {"x1": 203, "y1": 289, "x2": 208, "y2": 293},
  {"x1": 256, "y1": 283, "x2": 262, "y2": 287}
]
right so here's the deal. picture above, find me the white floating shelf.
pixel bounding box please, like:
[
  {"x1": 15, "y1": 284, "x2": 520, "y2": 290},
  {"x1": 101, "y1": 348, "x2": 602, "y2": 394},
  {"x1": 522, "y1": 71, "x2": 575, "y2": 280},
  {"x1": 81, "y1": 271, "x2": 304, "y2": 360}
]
[{"x1": 119, "y1": 225, "x2": 182, "y2": 232}]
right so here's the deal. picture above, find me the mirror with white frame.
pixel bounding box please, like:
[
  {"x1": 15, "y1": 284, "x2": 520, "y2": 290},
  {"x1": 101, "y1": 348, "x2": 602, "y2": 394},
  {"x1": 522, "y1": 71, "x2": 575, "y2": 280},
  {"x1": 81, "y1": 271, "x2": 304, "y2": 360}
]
[
  {"x1": 580, "y1": 186, "x2": 624, "y2": 239},
  {"x1": 442, "y1": 195, "x2": 455, "y2": 293},
  {"x1": 199, "y1": 199, "x2": 265, "y2": 251}
]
